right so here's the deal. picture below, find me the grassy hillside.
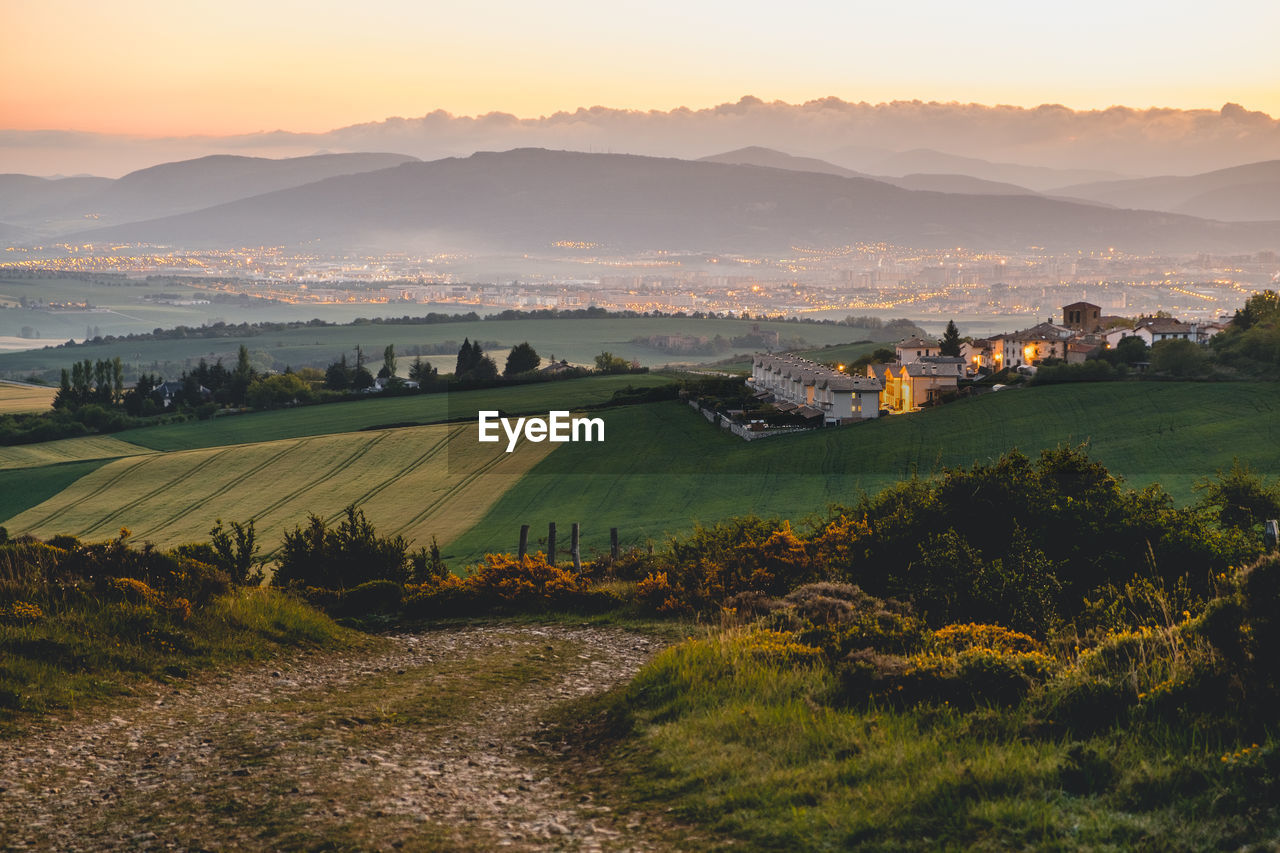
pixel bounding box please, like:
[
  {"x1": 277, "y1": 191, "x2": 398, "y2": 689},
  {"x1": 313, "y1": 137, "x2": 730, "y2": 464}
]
[
  {"x1": 121, "y1": 373, "x2": 671, "y2": 452},
  {"x1": 0, "y1": 434, "x2": 153, "y2": 469},
  {"x1": 3, "y1": 423, "x2": 556, "y2": 554},
  {"x1": 0, "y1": 314, "x2": 877, "y2": 379},
  {"x1": 714, "y1": 339, "x2": 886, "y2": 373},
  {"x1": 0, "y1": 459, "x2": 111, "y2": 522},
  {"x1": 0, "y1": 381, "x2": 56, "y2": 414},
  {"x1": 444, "y1": 382, "x2": 1280, "y2": 564}
]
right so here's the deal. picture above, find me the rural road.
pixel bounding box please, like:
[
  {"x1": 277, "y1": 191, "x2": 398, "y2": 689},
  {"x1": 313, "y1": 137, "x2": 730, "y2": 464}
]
[{"x1": 0, "y1": 626, "x2": 692, "y2": 851}]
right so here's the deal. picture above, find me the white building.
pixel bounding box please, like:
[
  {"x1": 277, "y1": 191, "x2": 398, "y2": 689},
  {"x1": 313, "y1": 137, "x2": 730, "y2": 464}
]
[{"x1": 749, "y1": 353, "x2": 883, "y2": 424}]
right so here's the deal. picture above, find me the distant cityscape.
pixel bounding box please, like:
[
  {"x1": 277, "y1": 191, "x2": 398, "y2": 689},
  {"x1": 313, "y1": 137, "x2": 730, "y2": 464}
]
[{"x1": 4, "y1": 241, "x2": 1277, "y2": 330}]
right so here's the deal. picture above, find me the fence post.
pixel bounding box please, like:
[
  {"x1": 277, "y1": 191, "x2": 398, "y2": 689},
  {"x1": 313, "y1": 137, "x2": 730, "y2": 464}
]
[
  {"x1": 548, "y1": 522, "x2": 557, "y2": 565},
  {"x1": 610, "y1": 527, "x2": 619, "y2": 563},
  {"x1": 1266, "y1": 519, "x2": 1279, "y2": 552},
  {"x1": 518, "y1": 524, "x2": 529, "y2": 560},
  {"x1": 571, "y1": 522, "x2": 581, "y2": 572}
]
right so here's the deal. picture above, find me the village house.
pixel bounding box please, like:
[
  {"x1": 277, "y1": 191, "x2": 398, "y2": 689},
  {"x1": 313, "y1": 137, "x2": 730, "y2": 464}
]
[
  {"x1": 1105, "y1": 317, "x2": 1198, "y2": 349},
  {"x1": 867, "y1": 359, "x2": 962, "y2": 414},
  {"x1": 961, "y1": 339, "x2": 995, "y2": 374},
  {"x1": 749, "y1": 353, "x2": 883, "y2": 424},
  {"x1": 895, "y1": 337, "x2": 940, "y2": 363},
  {"x1": 991, "y1": 321, "x2": 1075, "y2": 369}
]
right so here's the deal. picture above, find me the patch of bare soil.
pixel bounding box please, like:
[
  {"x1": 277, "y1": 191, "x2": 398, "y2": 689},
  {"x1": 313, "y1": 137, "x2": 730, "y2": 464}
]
[{"x1": 0, "y1": 625, "x2": 687, "y2": 851}]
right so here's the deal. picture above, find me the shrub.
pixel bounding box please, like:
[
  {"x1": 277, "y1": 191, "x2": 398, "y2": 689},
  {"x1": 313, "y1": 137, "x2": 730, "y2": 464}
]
[
  {"x1": 273, "y1": 505, "x2": 410, "y2": 590},
  {"x1": 341, "y1": 579, "x2": 403, "y2": 616}
]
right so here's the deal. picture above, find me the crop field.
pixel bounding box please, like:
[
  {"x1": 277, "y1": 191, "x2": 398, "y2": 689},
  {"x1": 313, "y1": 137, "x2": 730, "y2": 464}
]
[
  {"x1": 0, "y1": 434, "x2": 154, "y2": 469},
  {"x1": 0, "y1": 313, "x2": 883, "y2": 379},
  {"x1": 3, "y1": 422, "x2": 558, "y2": 554},
  {"x1": 444, "y1": 381, "x2": 1280, "y2": 564},
  {"x1": 120, "y1": 373, "x2": 673, "y2": 452},
  {"x1": 0, "y1": 381, "x2": 56, "y2": 414},
  {"x1": 6, "y1": 378, "x2": 1276, "y2": 572},
  {"x1": 0, "y1": 459, "x2": 112, "y2": 523}
]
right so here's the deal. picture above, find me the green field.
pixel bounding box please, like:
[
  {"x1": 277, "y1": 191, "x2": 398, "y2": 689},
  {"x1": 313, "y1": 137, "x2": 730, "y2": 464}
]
[
  {"x1": 715, "y1": 339, "x2": 888, "y2": 372},
  {"x1": 444, "y1": 382, "x2": 1280, "y2": 564},
  {"x1": 0, "y1": 312, "x2": 885, "y2": 380},
  {"x1": 4, "y1": 422, "x2": 557, "y2": 554},
  {"x1": 119, "y1": 373, "x2": 673, "y2": 452},
  {"x1": 0, "y1": 459, "x2": 112, "y2": 522},
  {"x1": 4, "y1": 379, "x2": 1277, "y2": 571}
]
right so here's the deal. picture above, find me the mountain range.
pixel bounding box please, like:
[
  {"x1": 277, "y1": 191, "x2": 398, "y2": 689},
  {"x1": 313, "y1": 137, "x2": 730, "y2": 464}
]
[
  {"x1": 1051, "y1": 161, "x2": 1280, "y2": 221},
  {"x1": 9, "y1": 147, "x2": 1267, "y2": 255},
  {"x1": 0, "y1": 152, "x2": 418, "y2": 236}
]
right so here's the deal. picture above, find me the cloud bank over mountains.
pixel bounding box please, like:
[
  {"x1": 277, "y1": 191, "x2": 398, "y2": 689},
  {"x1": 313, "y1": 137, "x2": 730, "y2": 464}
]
[{"x1": 4, "y1": 97, "x2": 1279, "y2": 179}]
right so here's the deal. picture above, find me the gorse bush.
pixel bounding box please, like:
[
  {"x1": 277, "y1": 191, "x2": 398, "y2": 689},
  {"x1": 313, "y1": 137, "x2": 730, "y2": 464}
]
[
  {"x1": 0, "y1": 531, "x2": 346, "y2": 726},
  {"x1": 274, "y1": 505, "x2": 413, "y2": 590},
  {"x1": 632, "y1": 446, "x2": 1261, "y2": 637},
  {"x1": 403, "y1": 552, "x2": 617, "y2": 617}
]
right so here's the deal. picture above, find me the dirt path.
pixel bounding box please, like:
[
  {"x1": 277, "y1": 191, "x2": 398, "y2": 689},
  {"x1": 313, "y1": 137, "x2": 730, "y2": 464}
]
[{"x1": 0, "y1": 626, "x2": 682, "y2": 851}]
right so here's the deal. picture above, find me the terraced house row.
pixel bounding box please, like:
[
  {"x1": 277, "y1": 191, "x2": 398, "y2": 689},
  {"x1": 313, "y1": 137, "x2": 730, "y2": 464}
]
[{"x1": 748, "y1": 354, "x2": 883, "y2": 423}]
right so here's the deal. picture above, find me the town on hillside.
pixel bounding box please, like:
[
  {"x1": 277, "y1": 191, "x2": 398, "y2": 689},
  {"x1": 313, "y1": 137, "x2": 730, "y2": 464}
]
[{"x1": 727, "y1": 301, "x2": 1229, "y2": 438}]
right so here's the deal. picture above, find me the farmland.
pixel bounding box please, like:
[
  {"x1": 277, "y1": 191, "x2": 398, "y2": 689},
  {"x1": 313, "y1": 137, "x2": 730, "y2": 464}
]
[
  {"x1": 445, "y1": 381, "x2": 1280, "y2": 564},
  {"x1": 4, "y1": 422, "x2": 556, "y2": 554},
  {"x1": 4, "y1": 378, "x2": 1277, "y2": 571},
  {"x1": 119, "y1": 373, "x2": 673, "y2": 452},
  {"x1": 0, "y1": 380, "x2": 56, "y2": 414},
  {"x1": 0, "y1": 311, "x2": 887, "y2": 380}
]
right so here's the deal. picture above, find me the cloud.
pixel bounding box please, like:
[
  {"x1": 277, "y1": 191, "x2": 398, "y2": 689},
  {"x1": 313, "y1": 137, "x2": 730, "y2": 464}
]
[{"x1": 3, "y1": 97, "x2": 1277, "y2": 178}]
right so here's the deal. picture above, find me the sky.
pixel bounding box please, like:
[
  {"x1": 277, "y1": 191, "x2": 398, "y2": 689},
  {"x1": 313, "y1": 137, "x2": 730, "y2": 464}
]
[{"x1": 4, "y1": 0, "x2": 1279, "y2": 137}]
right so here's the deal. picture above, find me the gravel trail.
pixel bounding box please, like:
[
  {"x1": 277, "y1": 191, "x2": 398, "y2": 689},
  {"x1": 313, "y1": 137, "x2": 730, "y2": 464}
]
[{"x1": 0, "y1": 626, "x2": 679, "y2": 851}]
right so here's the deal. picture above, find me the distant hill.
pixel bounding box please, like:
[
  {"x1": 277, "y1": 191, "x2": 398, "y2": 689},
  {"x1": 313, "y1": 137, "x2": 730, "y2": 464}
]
[
  {"x1": 0, "y1": 152, "x2": 421, "y2": 237},
  {"x1": 851, "y1": 148, "x2": 1125, "y2": 191},
  {"x1": 1052, "y1": 160, "x2": 1280, "y2": 221},
  {"x1": 0, "y1": 174, "x2": 113, "y2": 228},
  {"x1": 69, "y1": 148, "x2": 1280, "y2": 254},
  {"x1": 0, "y1": 221, "x2": 32, "y2": 243},
  {"x1": 699, "y1": 147, "x2": 867, "y2": 178},
  {"x1": 879, "y1": 173, "x2": 1039, "y2": 196},
  {"x1": 700, "y1": 149, "x2": 1040, "y2": 196}
]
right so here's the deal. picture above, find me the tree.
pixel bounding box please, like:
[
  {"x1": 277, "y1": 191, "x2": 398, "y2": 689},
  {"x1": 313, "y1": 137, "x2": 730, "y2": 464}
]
[
  {"x1": 470, "y1": 354, "x2": 499, "y2": 381},
  {"x1": 504, "y1": 342, "x2": 540, "y2": 377},
  {"x1": 246, "y1": 373, "x2": 313, "y2": 409},
  {"x1": 455, "y1": 338, "x2": 476, "y2": 376},
  {"x1": 324, "y1": 353, "x2": 353, "y2": 390},
  {"x1": 209, "y1": 518, "x2": 263, "y2": 586},
  {"x1": 595, "y1": 351, "x2": 631, "y2": 374},
  {"x1": 1195, "y1": 459, "x2": 1280, "y2": 531},
  {"x1": 273, "y1": 504, "x2": 411, "y2": 590},
  {"x1": 940, "y1": 320, "x2": 962, "y2": 357},
  {"x1": 351, "y1": 363, "x2": 376, "y2": 390},
  {"x1": 454, "y1": 339, "x2": 497, "y2": 382},
  {"x1": 408, "y1": 356, "x2": 436, "y2": 383},
  {"x1": 226, "y1": 344, "x2": 257, "y2": 406},
  {"x1": 380, "y1": 344, "x2": 397, "y2": 380},
  {"x1": 1149, "y1": 338, "x2": 1208, "y2": 377}
]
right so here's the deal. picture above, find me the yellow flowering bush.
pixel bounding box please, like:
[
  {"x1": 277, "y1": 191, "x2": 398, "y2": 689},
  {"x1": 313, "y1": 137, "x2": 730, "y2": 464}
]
[{"x1": 0, "y1": 600, "x2": 44, "y2": 623}]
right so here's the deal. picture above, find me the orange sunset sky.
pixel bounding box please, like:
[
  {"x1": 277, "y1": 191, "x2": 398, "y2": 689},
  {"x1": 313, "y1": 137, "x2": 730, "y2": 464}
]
[{"x1": 4, "y1": 0, "x2": 1278, "y2": 136}]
